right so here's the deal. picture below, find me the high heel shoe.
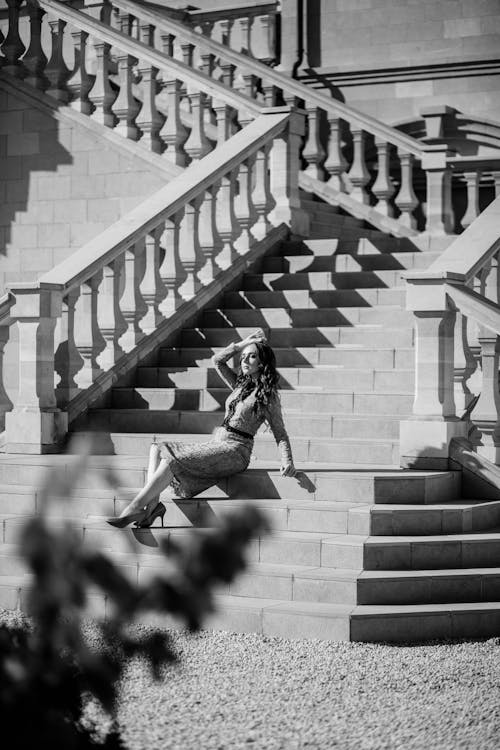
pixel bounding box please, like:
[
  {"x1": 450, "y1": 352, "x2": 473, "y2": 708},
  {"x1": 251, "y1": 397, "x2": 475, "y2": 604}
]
[
  {"x1": 106, "y1": 508, "x2": 149, "y2": 528},
  {"x1": 134, "y1": 501, "x2": 166, "y2": 529}
]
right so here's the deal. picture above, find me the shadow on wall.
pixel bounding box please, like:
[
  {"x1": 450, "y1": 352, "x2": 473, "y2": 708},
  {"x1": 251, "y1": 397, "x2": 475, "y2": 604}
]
[{"x1": 0, "y1": 82, "x2": 73, "y2": 288}]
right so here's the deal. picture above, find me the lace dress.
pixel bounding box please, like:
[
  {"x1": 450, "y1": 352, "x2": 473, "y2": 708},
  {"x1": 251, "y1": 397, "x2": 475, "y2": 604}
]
[{"x1": 158, "y1": 342, "x2": 294, "y2": 498}]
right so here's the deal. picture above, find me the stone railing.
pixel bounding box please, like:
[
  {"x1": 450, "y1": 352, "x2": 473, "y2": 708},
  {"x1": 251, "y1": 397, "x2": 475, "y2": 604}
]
[
  {"x1": 2, "y1": 0, "x2": 491, "y2": 236},
  {"x1": 1, "y1": 0, "x2": 263, "y2": 165},
  {"x1": 1, "y1": 107, "x2": 304, "y2": 452},
  {"x1": 401, "y1": 195, "x2": 500, "y2": 469},
  {"x1": 105, "y1": 0, "x2": 463, "y2": 237}
]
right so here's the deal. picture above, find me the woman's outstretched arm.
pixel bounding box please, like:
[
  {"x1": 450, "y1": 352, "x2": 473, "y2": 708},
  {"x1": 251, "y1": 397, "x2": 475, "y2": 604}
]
[
  {"x1": 212, "y1": 329, "x2": 266, "y2": 389},
  {"x1": 266, "y1": 394, "x2": 296, "y2": 477}
]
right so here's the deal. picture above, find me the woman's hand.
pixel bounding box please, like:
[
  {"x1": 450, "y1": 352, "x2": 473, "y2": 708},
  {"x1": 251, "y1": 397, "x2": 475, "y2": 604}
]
[
  {"x1": 239, "y1": 328, "x2": 267, "y2": 349},
  {"x1": 280, "y1": 462, "x2": 296, "y2": 477}
]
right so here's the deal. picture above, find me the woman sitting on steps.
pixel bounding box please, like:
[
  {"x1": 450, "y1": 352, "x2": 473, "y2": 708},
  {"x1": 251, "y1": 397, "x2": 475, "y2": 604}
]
[{"x1": 107, "y1": 328, "x2": 296, "y2": 528}]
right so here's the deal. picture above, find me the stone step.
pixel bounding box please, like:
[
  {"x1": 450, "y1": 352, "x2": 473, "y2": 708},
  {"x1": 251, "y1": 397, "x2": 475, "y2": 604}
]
[
  {"x1": 107, "y1": 387, "x2": 413, "y2": 415},
  {"x1": 222, "y1": 288, "x2": 406, "y2": 308},
  {"x1": 200, "y1": 306, "x2": 414, "y2": 328},
  {"x1": 282, "y1": 237, "x2": 417, "y2": 255},
  {"x1": 179, "y1": 326, "x2": 415, "y2": 348},
  {"x1": 321, "y1": 531, "x2": 500, "y2": 571},
  {"x1": 1, "y1": 573, "x2": 499, "y2": 642},
  {"x1": 0, "y1": 457, "x2": 460, "y2": 502},
  {"x1": 76, "y1": 427, "x2": 401, "y2": 465},
  {"x1": 242, "y1": 270, "x2": 404, "y2": 290},
  {"x1": 158, "y1": 345, "x2": 414, "y2": 370},
  {"x1": 260, "y1": 252, "x2": 438, "y2": 274},
  {"x1": 134, "y1": 365, "x2": 414, "y2": 393}
]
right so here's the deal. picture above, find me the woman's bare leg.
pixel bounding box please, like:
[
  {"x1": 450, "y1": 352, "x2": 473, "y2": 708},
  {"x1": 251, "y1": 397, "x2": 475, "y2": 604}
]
[{"x1": 119, "y1": 458, "x2": 174, "y2": 517}]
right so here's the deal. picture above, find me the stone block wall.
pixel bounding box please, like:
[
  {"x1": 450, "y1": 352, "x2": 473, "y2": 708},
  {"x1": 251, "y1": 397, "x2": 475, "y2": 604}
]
[
  {"x1": 0, "y1": 84, "x2": 167, "y2": 292},
  {"x1": 294, "y1": 0, "x2": 500, "y2": 127}
]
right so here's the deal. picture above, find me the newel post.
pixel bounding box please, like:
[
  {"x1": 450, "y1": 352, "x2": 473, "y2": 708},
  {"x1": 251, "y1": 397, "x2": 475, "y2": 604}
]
[
  {"x1": 5, "y1": 283, "x2": 67, "y2": 454},
  {"x1": 399, "y1": 272, "x2": 468, "y2": 469},
  {"x1": 267, "y1": 107, "x2": 310, "y2": 238}
]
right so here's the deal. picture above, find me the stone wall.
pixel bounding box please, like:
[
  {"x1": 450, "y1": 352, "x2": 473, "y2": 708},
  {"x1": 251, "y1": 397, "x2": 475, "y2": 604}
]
[
  {"x1": 0, "y1": 84, "x2": 167, "y2": 292},
  {"x1": 291, "y1": 0, "x2": 500, "y2": 127}
]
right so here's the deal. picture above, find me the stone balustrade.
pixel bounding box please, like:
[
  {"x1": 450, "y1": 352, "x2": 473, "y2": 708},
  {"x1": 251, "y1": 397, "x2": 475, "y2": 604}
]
[
  {"x1": 401, "y1": 195, "x2": 500, "y2": 469},
  {"x1": 1, "y1": 107, "x2": 304, "y2": 452},
  {"x1": 0, "y1": 0, "x2": 263, "y2": 164},
  {"x1": 0, "y1": 0, "x2": 491, "y2": 236}
]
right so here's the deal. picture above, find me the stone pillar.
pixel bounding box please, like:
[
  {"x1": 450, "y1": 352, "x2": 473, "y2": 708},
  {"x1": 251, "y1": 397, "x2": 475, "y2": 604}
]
[
  {"x1": 5, "y1": 284, "x2": 67, "y2": 454},
  {"x1": 268, "y1": 108, "x2": 310, "y2": 237},
  {"x1": 399, "y1": 274, "x2": 468, "y2": 469}
]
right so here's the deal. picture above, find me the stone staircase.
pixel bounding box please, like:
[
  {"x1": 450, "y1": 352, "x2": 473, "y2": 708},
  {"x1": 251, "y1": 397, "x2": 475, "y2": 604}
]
[{"x1": 3, "y1": 206, "x2": 500, "y2": 641}]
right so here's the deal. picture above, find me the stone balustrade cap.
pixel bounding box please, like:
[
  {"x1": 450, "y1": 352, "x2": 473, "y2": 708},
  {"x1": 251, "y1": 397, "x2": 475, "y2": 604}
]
[{"x1": 402, "y1": 270, "x2": 466, "y2": 283}]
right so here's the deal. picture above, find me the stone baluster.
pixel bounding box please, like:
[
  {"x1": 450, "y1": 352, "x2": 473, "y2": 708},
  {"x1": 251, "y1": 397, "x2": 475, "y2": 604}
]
[
  {"x1": 5, "y1": 285, "x2": 67, "y2": 453},
  {"x1": 220, "y1": 62, "x2": 236, "y2": 88},
  {"x1": 160, "y1": 32, "x2": 175, "y2": 57},
  {"x1": 54, "y1": 288, "x2": 82, "y2": 407},
  {"x1": 136, "y1": 64, "x2": 163, "y2": 152},
  {"x1": 199, "y1": 21, "x2": 214, "y2": 39},
  {"x1": 302, "y1": 106, "x2": 325, "y2": 181},
  {"x1": 461, "y1": 171, "x2": 482, "y2": 229},
  {"x1": 453, "y1": 311, "x2": 478, "y2": 415},
  {"x1": 160, "y1": 78, "x2": 188, "y2": 165},
  {"x1": 73, "y1": 273, "x2": 105, "y2": 389},
  {"x1": 83, "y1": 0, "x2": 111, "y2": 24},
  {"x1": 269, "y1": 110, "x2": 310, "y2": 236},
  {"x1": 395, "y1": 152, "x2": 418, "y2": 230},
  {"x1": 45, "y1": 18, "x2": 70, "y2": 103},
  {"x1": 184, "y1": 90, "x2": 211, "y2": 160},
  {"x1": 421, "y1": 147, "x2": 453, "y2": 235},
  {"x1": 112, "y1": 52, "x2": 140, "y2": 140},
  {"x1": 140, "y1": 225, "x2": 165, "y2": 334},
  {"x1": 200, "y1": 52, "x2": 215, "y2": 77},
  {"x1": 89, "y1": 41, "x2": 116, "y2": 127},
  {"x1": 234, "y1": 157, "x2": 256, "y2": 255},
  {"x1": 159, "y1": 210, "x2": 185, "y2": 315},
  {"x1": 472, "y1": 330, "x2": 500, "y2": 462},
  {"x1": 1, "y1": 0, "x2": 25, "y2": 78},
  {"x1": 117, "y1": 11, "x2": 132, "y2": 35},
  {"x1": 220, "y1": 18, "x2": 234, "y2": 48},
  {"x1": 216, "y1": 172, "x2": 238, "y2": 270},
  {"x1": 181, "y1": 42, "x2": 195, "y2": 67},
  {"x1": 118, "y1": 244, "x2": 146, "y2": 352},
  {"x1": 239, "y1": 73, "x2": 259, "y2": 100},
  {"x1": 348, "y1": 129, "x2": 370, "y2": 205},
  {"x1": 67, "y1": 31, "x2": 94, "y2": 115},
  {"x1": 252, "y1": 143, "x2": 272, "y2": 241},
  {"x1": 23, "y1": 0, "x2": 47, "y2": 91},
  {"x1": 263, "y1": 84, "x2": 278, "y2": 107},
  {"x1": 97, "y1": 259, "x2": 126, "y2": 371},
  {"x1": 324, "y1": 116, "x2": 347, "y2": 191},
  {"x1": 198, "y1": 186, "x2": 219, "y2": 285},
  {"x1": 257, "y1": 14, "x2": 276, "y2": 64},
  {"x1": 214, "y1": 102, "x2": 233, "y2": 145},
  {"x1": 0, "y1": 325, "x2": 12, "y2": 431},
  {"x1": 178, "y1": 198, "x2": 203, "y2": 300},
  {"x1": 372, "y1": 140, "x2": 395, "y2": 216},
  {"x1": 239, "y1": 16, "x2": 253, "y2": 55}
]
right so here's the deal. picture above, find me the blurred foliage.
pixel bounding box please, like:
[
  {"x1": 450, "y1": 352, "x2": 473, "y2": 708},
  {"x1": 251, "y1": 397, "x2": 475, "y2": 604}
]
[{"x1": 0, "y1": 439, "x2": 270, "y2": 748}]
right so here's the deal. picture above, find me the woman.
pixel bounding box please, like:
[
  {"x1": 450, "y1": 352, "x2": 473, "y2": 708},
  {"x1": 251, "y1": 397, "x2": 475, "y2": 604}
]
[{"x1": 107, "y1": 329, "x2": 296, "y2": 528}]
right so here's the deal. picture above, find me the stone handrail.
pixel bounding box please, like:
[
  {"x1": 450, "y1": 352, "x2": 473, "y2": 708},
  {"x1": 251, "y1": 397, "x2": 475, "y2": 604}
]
[
  {"x1": 2, "y1": 107, "x2": 306, "y2": 453},
  {"x1": 401, "y1": 195, "x2": 500, "y2": 469}
]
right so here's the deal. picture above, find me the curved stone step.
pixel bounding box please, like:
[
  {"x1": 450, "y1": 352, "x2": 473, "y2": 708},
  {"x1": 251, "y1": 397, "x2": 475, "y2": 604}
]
[
  {"x1": 242, "y1": 270, "x2": 404, "y2": 291},
  {"x1": 222, "y1": 287, "x2": 406, "y2": 308},
  {"x1": 200, "y1": 306, "x2": 414, "y2": 328}
]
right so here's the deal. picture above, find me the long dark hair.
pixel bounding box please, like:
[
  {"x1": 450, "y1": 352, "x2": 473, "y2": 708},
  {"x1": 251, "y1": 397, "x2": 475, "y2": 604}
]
[{"x1": 226, "y1": 341, "x2": 280, "y2": 419}]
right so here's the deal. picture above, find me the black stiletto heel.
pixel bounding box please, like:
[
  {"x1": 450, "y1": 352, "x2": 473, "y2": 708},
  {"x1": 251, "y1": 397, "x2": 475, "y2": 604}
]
[
  {"x1": 134, "y1": 501, "x2": 166, "y2": 528},
  {"x1": 107, "y1": 508, "x2": 150, "y2": 528}
]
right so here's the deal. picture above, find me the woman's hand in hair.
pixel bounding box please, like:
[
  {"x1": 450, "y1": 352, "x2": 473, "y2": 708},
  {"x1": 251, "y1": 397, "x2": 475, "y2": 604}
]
[
  {"x1": 280, "y1": 462, "x2": 296, "y2": 478},
  {"x1": 242, "y1": 328, "x2": 267, "y2": 347}
]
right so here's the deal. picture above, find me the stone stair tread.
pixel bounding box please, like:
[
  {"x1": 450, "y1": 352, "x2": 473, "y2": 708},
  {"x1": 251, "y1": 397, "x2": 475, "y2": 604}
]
[
  {"x1": 104, "y1": 432, "x2": 399, "y2": 446},
  {"x1": 359, "y1": 567, "x2": 500, "y2": 579},
  {"x1": 213, "y1": 594, "x2": 355, "y2": 617},
  {"x1": 351, "y1": 601, "x2": 500, "y2": 615}
]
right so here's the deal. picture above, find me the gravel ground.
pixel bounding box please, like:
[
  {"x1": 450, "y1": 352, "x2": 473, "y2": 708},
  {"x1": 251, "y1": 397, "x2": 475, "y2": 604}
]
[{"x1": 2, "y1": 609, "x2": 500, "y2": 750}]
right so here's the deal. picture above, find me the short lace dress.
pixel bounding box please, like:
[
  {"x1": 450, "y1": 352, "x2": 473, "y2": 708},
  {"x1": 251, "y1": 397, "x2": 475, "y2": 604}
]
[{"x1": 158, "y1": 342, "x2": 294, "y2": 498}]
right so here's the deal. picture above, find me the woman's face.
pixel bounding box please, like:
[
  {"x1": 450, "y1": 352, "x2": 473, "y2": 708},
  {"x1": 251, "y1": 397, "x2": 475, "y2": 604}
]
[{"x1": 240, "y1": 343, "x2": 261, "y2": 378}]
